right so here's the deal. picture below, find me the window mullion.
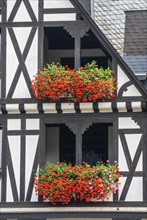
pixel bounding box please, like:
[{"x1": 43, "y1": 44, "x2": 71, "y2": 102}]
[
  {"x1": 74, "y1": 34, "x2": 81, "y2": 70},
  {"x1": 75, "y1": 126, "x2": 82, "y2": 164}
]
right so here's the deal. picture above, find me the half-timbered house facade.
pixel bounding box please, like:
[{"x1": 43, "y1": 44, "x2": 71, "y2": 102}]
[{"x1": 0, "y1": 0, "x2": 147, "y2": 219}]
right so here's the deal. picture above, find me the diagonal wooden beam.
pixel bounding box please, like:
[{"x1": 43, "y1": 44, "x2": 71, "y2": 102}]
[
  {"x1": 7, "y1": 137, "x2": 19, "y2": 201},
  {"x1": 7, "y1": 27, "x2": 37, "y2": 98},
  {"x1": 120, "y1": 136, "x2": 143, "y2": 201},
  {"x1": 7, "y1": 0, "x2": 23, "y2": 22},
  {"x1": 119, "y1": 133, "x2": 132, "y2": 170},
  {"x1": 23, "y1": 0, "x2": 37, "y2": 22},
  {"x1": 26, "y1": 138, "x2": 39, "y2": 201}
]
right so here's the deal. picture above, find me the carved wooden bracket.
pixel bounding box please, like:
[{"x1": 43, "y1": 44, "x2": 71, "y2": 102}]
[
  {"x1": 66, "y1": 123, "x2": 77, "y2": 135},
  {"x1": 80, "y1": 122, "x2": 92, "y2": 134},
  {"x1": 132, "y1": 117, "x2": 142, "y2": 128},
  {"x1": 66, "y1": 122, "x2": 92, "y2": 135},
  {"x1": 64, "y1": 21, "x2": 89, "y2": 38}
]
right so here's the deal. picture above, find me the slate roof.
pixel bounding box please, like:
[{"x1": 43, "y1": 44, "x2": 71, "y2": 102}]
[
  {"x1": 92, "y1": 0, "x2": 147, "y2": 54},
  {"x1": 123, "y1": 55, "x2": 147, "y2": 79}
]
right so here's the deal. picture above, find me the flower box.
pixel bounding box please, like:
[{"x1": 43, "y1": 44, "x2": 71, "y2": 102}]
[
  {"x1": 34, "y1": 162, "x2": 120, "y2": 205},
  {"x1": 31, "y1": 61, "x2": 117, "y2": 103}
]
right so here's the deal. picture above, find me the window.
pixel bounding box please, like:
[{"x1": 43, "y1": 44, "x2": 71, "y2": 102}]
[
  {"x1": 46, "y1": 123, "x2": 113, "y2": 165},
  {"x1": 44, "y1": 27, "x2": 110, "y2": 70}
]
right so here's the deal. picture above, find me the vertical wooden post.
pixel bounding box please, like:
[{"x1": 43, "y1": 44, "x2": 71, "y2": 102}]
[
  {"x1": 64, "y1": 21, "x2": 89, "y2": 70},
  {"x1": 38, "y1": 0, "x2": 44, "y2": 69},
  {"x1": 75, "y1": 127, "x2": 82, "y2": 164},
  {"x1": 74, "y1": 33, "x2": 81, "y2": 70}
]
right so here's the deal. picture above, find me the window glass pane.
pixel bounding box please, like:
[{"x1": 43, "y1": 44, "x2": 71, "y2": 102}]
[
  {"x1": 82, "y1": 123, "x2": 112, "y2": 165},
  {"x1": 46, "y1": 124, "x2": 76, "y2": 164}
]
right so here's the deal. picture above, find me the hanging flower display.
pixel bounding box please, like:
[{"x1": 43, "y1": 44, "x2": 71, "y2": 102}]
[
  {"x1": 31, "y1": 61, "x2": 117, "y2": 103},
  {"x1": 34, "y1": 162, "x2": 121, "y2": 205}
]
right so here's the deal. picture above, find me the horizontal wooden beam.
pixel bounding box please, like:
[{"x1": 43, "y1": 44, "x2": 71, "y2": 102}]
[
  {"x1": 43, "y1": 8, "x2": 76, "y2": 14},
  {"x1": 0, "y1": 20, "x2": 86, "y2": 28}
]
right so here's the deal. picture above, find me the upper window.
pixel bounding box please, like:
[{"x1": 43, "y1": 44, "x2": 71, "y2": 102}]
[{"x1": 43, "y1": 27, "x2": 110, "y2": 69}]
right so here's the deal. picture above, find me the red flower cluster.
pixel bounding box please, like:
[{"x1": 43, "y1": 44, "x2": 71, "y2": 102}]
[
  {"x1": 31, "y1": 61, "x2": 117, "y2": 102},
  {"x1": 34, "y1": 162, "x2": 121, "y2": 205}
]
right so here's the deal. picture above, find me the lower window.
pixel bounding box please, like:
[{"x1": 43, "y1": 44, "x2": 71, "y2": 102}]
[{"x1": 46, "y1": 123, "x2": 112, "y2": 164}]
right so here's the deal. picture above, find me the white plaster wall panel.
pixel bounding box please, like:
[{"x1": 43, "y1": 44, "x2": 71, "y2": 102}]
[
  {"x1": 98, "y1": 102, "x2": 112, "y2": 112},
  {"x1": 118, "y1": 176, "x2": 127, "y2": 200},
  {"x1": 13, "y1": 1, "x2": 32, "y2": 22},
  {"x1": 117, "y1": 102, "x2": 127, "y2": 112},
  {"x1": 131, "y1": 102, "x2": 142, "y2": 112},
  {"x1": 125, "y1": 134, "x2": 142, "y2": 171},
  {"x1": 123, "y1": 85, "x2": 142, "y2": 97},
  {"x1": 29, "y1": 0, "x2": 38, "y2": 20},
  {"x1": 25, "y1": 29, "x2": 38, "y2": 80},
  {"x1": 8, "y1": 119, "x2": 21, "y2": 130},
  {"x1": 6, "y1": 166, "x2": 13, "y2": 202},
  {"x1": 80, "y1": 103, "x2": 94, "y2": 113},
  {"x1": 6, "y1": 104, "x2": 20, "y2": 114},
  {"x1": 118, "y1": 136, "x2": 129, "y2": 171},
  {"x1": 43, "y1": 103, "x2": 57, "y2": 113},
  {"x1": 118, "y1": 117, "x2": 140, "y2": 129},
  {"x1": 117, "y1": 65, "x2": 130, "y2": 93},
  {"x1": 44, "y1": 0, "x2": 74, "y2": 8},
  {"x1": 44, "y1": 13, "x2": 76, "y2": 21},
  {"x1": 31, "y1": 165, "x2": 39, "y2": 202},
  {"x1": 24, "y1": 104, "x2": 39, "y2": 114},
  {"x1": 13, "y1": 74, "x2": 31, "y2": 98},
  {"x1": 25, "y1": 135, "x2": 39, "y2": 200},
  {"x1": 0, "y1": 15, "x2": 2, "y2": 22},
  {"x1": 126, "y1": 177, "x2": 143, "y2": 201},
  {"x1": 7, "y1": 0, "x2": 16, "y2": 20},
  {"x1": 26, "y1": 119, "x2": 40, "y2": 130},
  {"x1": 8, "y1": 136, "x2": 21, "y2": 200},
  {"x1": 13, "y1": 27, "x2": 32, "y2": 53},
  {"x1": 136, "y1": 152, "x2": 143, "y2": 172},
  {"x1": 6, "y1": 29, "x2": 19, "y2": 96},
  {"x1": 61, "y1": 103, "x2": 76, "y2": 113},
  {"x1": 31, "y1": 178, "x2": 39, "y2": 202}
]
